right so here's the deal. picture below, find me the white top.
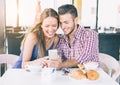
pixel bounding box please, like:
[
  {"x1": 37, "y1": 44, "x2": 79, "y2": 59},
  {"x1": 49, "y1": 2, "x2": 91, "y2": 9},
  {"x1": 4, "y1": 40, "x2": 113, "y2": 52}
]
[{"x1": 0, "y1": 68, "x2": 119, "y2": 85}]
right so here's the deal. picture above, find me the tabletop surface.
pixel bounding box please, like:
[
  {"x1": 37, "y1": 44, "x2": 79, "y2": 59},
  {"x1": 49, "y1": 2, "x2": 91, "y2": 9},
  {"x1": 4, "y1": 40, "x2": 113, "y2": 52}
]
[{"x1": 0, "y1": 68, "x2": 119, "y2": 85}]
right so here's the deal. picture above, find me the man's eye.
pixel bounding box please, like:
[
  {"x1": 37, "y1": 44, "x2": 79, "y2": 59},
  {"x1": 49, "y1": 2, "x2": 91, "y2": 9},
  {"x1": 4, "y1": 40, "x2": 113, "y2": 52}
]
[
  {"x1": 52, "y1": 25, "x2": 57, "y2": 27},
  {"x1": 64, "y1": 22, "x2": 69, "y2": 24},
  {"x1": 45, "y1": 25, "x2": 49, "y2": 27}
]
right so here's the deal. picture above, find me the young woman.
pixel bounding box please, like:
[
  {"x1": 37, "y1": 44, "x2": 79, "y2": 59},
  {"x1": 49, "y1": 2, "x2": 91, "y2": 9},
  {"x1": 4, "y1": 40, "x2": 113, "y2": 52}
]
[{"x1": 13, "y1": 8, "x2": 60, "y2": 68}]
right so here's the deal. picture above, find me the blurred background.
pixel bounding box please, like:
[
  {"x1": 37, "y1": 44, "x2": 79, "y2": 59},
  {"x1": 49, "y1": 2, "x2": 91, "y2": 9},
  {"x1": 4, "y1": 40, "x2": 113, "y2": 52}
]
[{"x1": 0, "y1": 0, "x2": 120, "y2": 61}]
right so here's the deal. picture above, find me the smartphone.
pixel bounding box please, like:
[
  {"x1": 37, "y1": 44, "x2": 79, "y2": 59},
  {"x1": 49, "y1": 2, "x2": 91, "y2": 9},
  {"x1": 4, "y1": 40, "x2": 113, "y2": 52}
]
[{"x1": 48, "y1": 49, "x2": 58, "y2": 60}]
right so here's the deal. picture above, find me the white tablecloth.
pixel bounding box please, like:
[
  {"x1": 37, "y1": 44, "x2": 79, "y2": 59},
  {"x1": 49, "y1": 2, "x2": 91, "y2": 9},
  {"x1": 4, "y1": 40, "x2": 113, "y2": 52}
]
[{"x1": 0, "y1": 68, "x2": 119, "y2": 85}]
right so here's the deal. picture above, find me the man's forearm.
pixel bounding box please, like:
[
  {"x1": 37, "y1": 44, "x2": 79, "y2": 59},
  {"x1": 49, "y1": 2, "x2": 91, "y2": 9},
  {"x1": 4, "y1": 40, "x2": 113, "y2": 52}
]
[{"x1": 60, "y1": 59, "x2": 78, "y2": 69}]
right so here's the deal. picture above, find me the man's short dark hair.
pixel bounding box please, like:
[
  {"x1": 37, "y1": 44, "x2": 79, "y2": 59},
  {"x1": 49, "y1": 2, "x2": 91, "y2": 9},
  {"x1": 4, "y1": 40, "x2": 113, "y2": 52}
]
[{"x1": 58, "y1": 4, "x2": 78, "y2": 18}]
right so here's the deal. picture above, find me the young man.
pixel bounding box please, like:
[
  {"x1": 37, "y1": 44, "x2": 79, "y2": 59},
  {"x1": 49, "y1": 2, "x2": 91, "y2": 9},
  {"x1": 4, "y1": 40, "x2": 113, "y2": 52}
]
[{"x1": 56, "y1": 4, "x2": 99, "y2": 69}]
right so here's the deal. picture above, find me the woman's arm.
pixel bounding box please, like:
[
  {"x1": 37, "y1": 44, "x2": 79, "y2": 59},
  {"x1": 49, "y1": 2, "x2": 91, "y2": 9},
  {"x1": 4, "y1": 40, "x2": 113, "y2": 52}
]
[{"x1": 21, "y1": 33, "x2": 37, "y2": 68}]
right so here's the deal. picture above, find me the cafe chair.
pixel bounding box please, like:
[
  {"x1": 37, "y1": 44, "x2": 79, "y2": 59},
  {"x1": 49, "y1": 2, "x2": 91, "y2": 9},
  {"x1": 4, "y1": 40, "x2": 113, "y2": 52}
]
[
  {"x1": 0, "y1": 54, "x2": 19, "y2": 68},
  {"x1": 99, "y1": 53, "x2": 120, "y2": 82},
  {"x1": 0, "y1": 54, "x2": 19, "y2": 76}
]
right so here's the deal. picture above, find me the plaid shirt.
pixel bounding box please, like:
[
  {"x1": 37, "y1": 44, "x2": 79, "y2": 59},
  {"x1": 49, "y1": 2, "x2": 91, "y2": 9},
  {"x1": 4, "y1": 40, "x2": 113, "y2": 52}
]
[{"x1": 57, "y1": 25, "x2": 99, "y2": 64}]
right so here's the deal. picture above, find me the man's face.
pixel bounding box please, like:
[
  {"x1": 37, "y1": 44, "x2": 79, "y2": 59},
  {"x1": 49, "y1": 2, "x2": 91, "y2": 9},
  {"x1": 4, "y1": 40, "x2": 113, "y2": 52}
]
[{"x1": 59, "y1": 13, "x2": 76, "y2": 35}]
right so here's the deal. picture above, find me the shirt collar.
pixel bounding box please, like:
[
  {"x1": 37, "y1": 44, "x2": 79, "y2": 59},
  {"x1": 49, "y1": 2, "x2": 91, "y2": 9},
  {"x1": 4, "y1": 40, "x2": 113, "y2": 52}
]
[{"x1": 74, "y1": 24, "x2": 83, "y2": 39}]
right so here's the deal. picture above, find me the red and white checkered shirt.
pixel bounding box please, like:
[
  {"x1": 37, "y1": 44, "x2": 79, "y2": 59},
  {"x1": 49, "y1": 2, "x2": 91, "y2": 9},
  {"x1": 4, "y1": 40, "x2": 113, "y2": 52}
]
[{"x1": 57, "y1": 25, "x2": 99, "y2": 64}]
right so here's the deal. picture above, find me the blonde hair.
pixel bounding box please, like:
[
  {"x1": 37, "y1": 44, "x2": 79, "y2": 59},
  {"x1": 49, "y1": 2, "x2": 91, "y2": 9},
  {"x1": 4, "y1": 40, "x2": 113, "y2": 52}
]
[{"x1": 21, "y1": 8, "x2": 59, "y2": 58}]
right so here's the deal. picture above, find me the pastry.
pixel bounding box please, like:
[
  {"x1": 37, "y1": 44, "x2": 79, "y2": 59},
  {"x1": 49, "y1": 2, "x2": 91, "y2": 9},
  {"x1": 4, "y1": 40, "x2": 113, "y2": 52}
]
[
  {"x1": 86, "y1": 70, "x2": 99, "y2": 80},
  {"x1": 77, "y1": 64, "x2": 85, "y2": 70},
  {"x1": 70, "y1": 69, "x2": 86, "y2": 80}
]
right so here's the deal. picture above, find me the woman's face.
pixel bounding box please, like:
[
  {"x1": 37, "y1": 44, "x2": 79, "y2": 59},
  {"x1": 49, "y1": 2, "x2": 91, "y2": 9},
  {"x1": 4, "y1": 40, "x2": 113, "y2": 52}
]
[{"x1": 41, "y1": 17, "x2": 58, "y2": 38}]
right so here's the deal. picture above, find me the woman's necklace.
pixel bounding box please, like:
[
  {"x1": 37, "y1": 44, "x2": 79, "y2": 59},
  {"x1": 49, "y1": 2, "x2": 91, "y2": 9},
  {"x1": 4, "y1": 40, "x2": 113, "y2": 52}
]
[{"x1": 45, "y1": 37, "x2": 54, "y2": 50}]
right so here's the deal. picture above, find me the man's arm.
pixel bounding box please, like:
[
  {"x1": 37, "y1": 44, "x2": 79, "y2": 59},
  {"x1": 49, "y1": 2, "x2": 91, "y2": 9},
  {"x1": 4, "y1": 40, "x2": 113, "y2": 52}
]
[
  {"x1": 45, "y1": 58, "x2": 78, "y2": 70},
  {"x1": 58, "y1": 59, "x2": 78, "y2": 69},
  {"x1": 76, "y1": 30, "x2": 99, "y2": 64}
]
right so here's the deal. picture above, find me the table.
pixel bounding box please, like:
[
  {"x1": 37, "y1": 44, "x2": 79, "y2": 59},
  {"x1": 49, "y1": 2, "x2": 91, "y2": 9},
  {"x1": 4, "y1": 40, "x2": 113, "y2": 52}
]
[{"x1": 0, "y1": 68, "x2": 119, "y2": 85}]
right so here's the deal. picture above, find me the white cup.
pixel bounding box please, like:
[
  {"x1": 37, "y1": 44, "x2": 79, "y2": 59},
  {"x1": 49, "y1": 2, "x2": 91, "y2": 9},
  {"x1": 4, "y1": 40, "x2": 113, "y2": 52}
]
[
  {"x1": 25, "y1": 64, "x2": 42, "y2": 73},
  {"x1": 48, "y1": 49, "x2": 58, "y2": 60},
  {"x1": 83, "y1": 62, "x2": 99, "y2": 70},
  {"x1": 41, "y1": 68, "x2": 56, "y2": 80}
]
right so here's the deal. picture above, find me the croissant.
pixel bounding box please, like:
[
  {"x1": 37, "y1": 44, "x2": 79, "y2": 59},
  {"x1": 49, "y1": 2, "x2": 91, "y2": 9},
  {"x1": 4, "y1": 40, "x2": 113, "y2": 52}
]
[
  {"x1": 70, "y1": 69, "x2": 86, "y2": 80},
  {"x1": 86, "y1": 70, "x2": 99, "y2": 80}
]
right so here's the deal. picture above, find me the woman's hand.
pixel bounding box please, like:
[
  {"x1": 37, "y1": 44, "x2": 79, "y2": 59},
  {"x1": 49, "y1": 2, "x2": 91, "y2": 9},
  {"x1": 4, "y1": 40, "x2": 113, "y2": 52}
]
[
  {"x1": 24, "y1": 56, "x2": 49, "y2": 68},
  {"x1": 36, "y1": 56, "x2": 49, "y2": 67},
  {"x1": 45, "y1": 56, "x2": 62, "y2": 70}
]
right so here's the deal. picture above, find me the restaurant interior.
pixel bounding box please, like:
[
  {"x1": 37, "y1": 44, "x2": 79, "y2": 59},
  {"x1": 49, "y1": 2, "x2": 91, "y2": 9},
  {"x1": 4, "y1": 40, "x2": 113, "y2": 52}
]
[{"x1": 0, "y1": 0, "x2": 120, "y2": 85}]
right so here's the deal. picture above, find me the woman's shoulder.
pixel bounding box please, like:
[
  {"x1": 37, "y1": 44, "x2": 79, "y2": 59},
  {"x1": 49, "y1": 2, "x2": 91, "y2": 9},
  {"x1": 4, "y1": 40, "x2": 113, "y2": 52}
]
[
  {"x1": 25, "y1": 32, "x2": 38, "y2": 44},
  {"x1": 27, "y1": 33, "x2": 37, "y2": 40}
]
